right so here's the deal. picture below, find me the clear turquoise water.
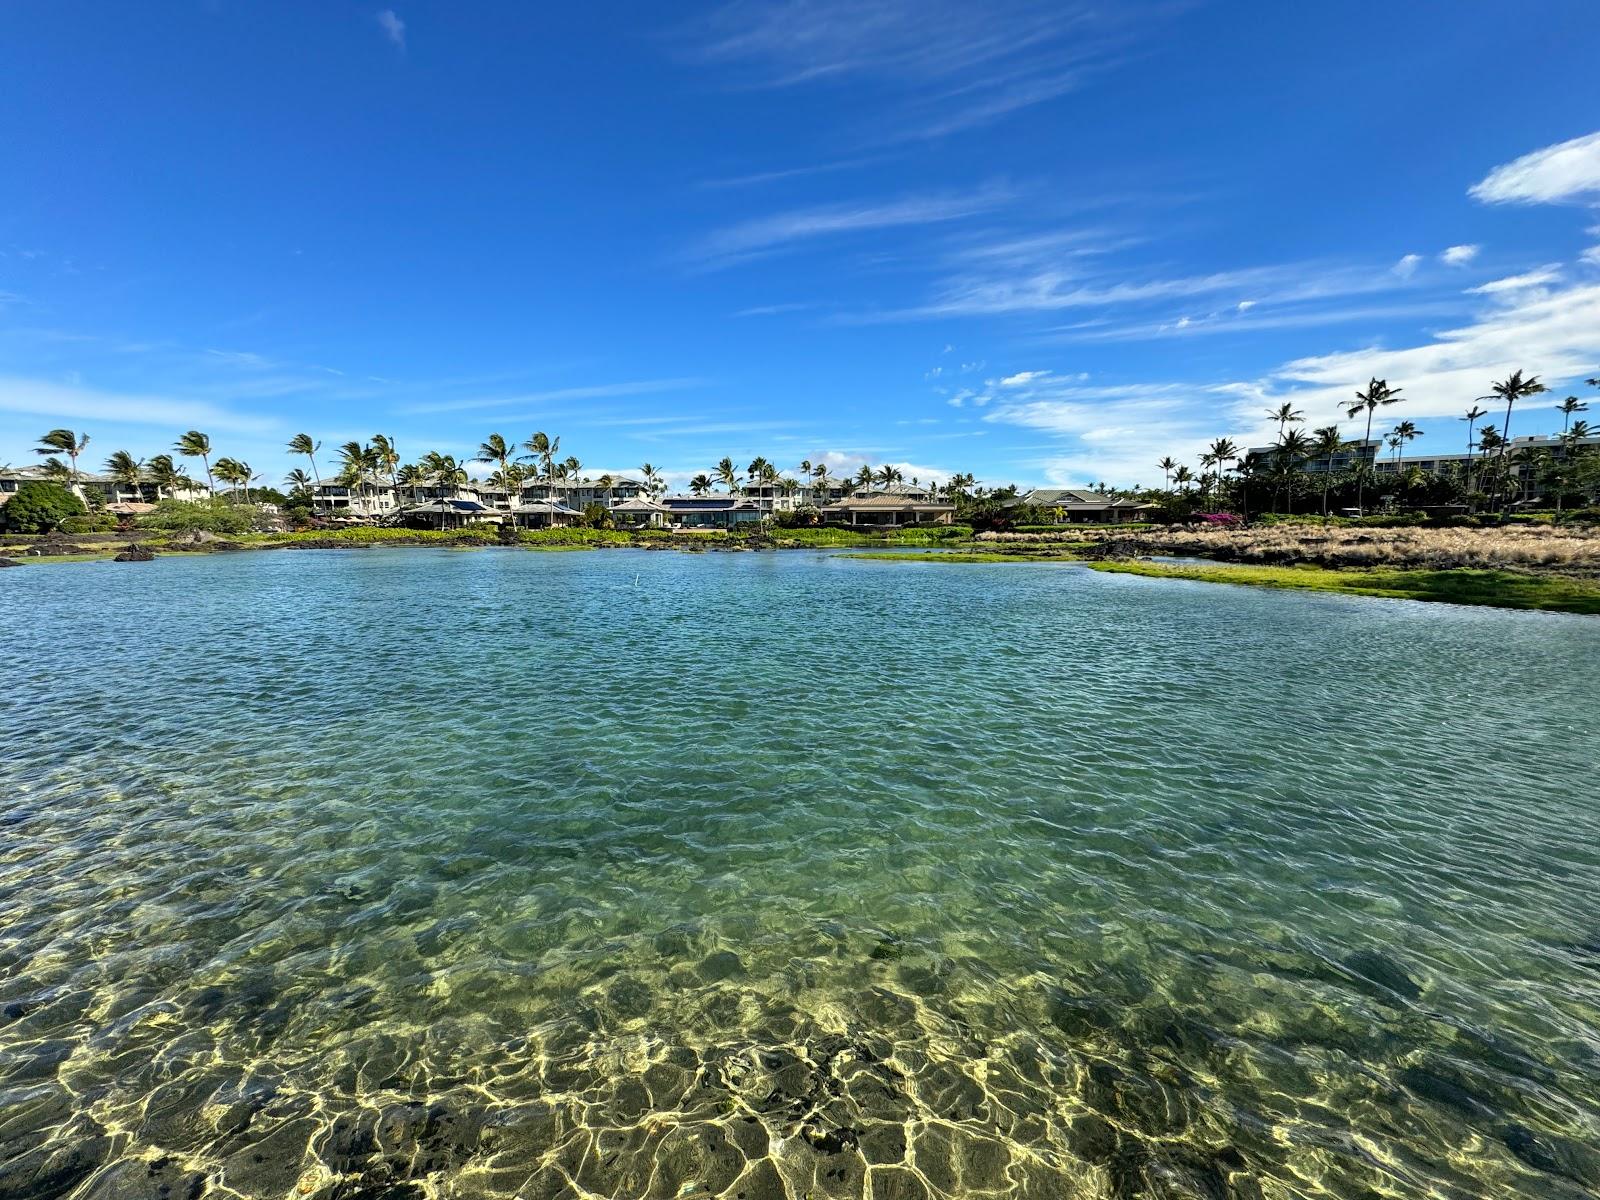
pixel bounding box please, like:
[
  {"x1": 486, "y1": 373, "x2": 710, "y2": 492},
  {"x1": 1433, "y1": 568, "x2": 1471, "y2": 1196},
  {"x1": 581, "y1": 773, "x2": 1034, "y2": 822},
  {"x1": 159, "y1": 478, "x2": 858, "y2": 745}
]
[{"x1": 3, "y1": 547, "x2": 1599, "y2": 1200}]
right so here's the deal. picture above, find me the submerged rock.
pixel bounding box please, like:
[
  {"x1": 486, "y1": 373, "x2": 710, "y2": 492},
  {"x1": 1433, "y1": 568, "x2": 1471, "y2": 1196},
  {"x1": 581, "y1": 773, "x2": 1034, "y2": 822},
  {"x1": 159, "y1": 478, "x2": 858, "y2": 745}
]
[
  {"x1": 0, "y1": 557, "x2": 20, "y2": 567},
  {"x1": 114, "y1": 545, "x2": 156, "y2": 562},
  {"x1": 1342, "y1": 949, "x2": 1422, "y2": 1001}
]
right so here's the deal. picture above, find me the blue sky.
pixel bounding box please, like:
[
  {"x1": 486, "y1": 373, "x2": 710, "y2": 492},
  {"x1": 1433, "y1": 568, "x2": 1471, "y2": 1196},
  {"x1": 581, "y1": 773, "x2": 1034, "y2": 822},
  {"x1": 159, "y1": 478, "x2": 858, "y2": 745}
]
[{"x1": 3, "y1": 0, "x2": 1599, "y2": 491}]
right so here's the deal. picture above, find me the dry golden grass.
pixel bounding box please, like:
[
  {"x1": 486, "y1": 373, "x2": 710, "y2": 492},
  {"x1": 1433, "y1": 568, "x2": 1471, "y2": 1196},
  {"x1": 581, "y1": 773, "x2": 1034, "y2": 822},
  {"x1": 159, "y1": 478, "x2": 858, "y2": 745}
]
[{"x1": 978, "y1": 524, "x2": 1600, "y2": 574}]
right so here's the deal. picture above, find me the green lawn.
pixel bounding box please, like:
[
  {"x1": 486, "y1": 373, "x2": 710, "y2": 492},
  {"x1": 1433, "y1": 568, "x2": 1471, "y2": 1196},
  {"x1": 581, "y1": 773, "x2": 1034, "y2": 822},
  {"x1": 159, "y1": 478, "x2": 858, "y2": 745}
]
[
  {"x1": 837, "y1": 550, "x2": 1074, "y2": 563},
  {"x1": 1089, "y1": 560, "x2": 1600, "y2": 615}
]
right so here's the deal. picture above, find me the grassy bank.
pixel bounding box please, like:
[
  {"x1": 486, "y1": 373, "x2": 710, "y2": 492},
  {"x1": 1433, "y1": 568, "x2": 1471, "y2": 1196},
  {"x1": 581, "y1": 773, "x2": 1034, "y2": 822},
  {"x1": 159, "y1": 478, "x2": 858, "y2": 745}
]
[
  {"x1": 838, "y1": 550, "x2": 1072, "y2": 563},
  {"x1": 1089, "y1": 560, "x2": 1600, "y2": 615}
]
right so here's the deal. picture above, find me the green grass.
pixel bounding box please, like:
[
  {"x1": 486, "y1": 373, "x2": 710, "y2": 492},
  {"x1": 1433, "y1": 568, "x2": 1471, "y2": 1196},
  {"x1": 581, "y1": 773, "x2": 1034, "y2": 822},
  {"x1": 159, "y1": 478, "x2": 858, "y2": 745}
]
[
  {"x1": 1089, "y1": 560, "x2": 1600, "y2": 615},
  {"x1": 838, "y1": 550, "x2": 1073, "y2": 563},
  {"x1": 774, "y1": 525, "x2": 974, "y2": 548},
  {"x1": 1, "y1": 551, "x2": 121, "y2": 565}
]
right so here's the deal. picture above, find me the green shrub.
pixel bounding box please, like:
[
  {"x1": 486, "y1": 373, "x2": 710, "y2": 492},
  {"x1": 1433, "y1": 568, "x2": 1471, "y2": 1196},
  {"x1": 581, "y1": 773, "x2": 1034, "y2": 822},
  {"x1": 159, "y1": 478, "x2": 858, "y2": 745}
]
[
  {"x1": 61, "y1": 512, "x2": 117, "y2": 534},
  {"x1": 1, "y1": 482, "x2": 85, "y2": 533},
  {"x1": 137, "y1": 499, "x2": 261, "y2": 535}
]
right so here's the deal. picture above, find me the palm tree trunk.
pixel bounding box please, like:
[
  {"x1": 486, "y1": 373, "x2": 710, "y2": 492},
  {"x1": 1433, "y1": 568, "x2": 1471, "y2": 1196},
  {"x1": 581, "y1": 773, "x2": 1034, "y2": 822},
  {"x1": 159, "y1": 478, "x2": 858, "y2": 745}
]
[
  {"x1": 1495, "y1": 400, "x2": 1514, "y2": 512},
  {"x1": 308, "y1": 457, "x2": 323, "y2": 515},
  {"x1": 1358, "y1": 410, "x2": 1374, "y2": 514}
]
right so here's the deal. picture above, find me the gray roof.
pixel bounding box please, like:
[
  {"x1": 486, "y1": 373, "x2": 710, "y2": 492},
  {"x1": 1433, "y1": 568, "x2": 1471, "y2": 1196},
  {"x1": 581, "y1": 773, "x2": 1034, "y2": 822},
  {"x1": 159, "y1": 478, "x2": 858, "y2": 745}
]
[
  {"x1": 612, "y1": 496, "x2": 668, "y2": 512},
  {"x1": 510, "y1": 500, "x2": 580, "y2": 515},
  {"x1": 851, "y1": 482, "x2": 933, "y2": 498},
  {"x1": 403, "y1": 499, "x2": 494, "y2": 514},
  {"x1": 822, "y1": 496, "x2": 955, "y2": 511},
  {"x1": 1016, "y1": 489, "x2": 1153, "y2": 509},
  {"x1": 661, "y1": 494, "x2": 762, "y2": 509}
]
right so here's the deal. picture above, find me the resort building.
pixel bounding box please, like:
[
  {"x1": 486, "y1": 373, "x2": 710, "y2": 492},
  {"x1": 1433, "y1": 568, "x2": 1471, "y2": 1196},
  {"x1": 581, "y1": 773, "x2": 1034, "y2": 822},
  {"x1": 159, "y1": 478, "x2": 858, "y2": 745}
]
[
  {"x1": 312, "y1": 475, "x2": 398, "y2": 518},
  {"x1": 1243, "y1": 439, "x2": 1381, "y2": 476},
  {"x1": 1010, "y1": 488, "x2": 1156, "y2": 524},
  {"x1": 509, "y1": 499, "x2": 581, "y2": 528},
  {"x1": 821, "y1": 495, "x2": 956, "y2": 526},
  {"x1": 661, "y1": 494, "x2": 766, "y2": 529},
  {"x1": 399, "y1": 498, "x2": 500, "y2": 529},
  {"x1": 1369, "y1": 433, "x2": 1600, "y2": 480},
  {"x1": 611, "y1": 495, "x2": 669, "y2": 529},
  {"x1": 520, "y1": 476, "x2": 649, "y2": 511},
  {"x1": 0, "y1": 465, "x2": 210, "y2": 514}
]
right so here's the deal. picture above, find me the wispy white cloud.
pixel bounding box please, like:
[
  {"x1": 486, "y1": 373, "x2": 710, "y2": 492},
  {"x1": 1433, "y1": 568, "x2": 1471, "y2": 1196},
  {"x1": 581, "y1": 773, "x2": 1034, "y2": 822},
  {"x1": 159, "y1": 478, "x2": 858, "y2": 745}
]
[
  {"x1": 698, "y1": 155, "x2": 890, "y2": 190},
  {"x1": 999, "y1": 370, "x2": 1048, "y2": 386},
  {"x1": 0, "y1": 376, "x2": 280, "y2": 435},
  {"x1": 1441, "y1": 244, "x2": 1479, "y2": 266},
  {"x1": 376, "y1": 9, "x2": 406, "y2": 50},
  {"x1": 1466, "y1": 265, "x2": 1563, "y2": 295},
  {"x1": 855, "y1": 255, "x2": 1406, "y2": 323},
  {"x1": 1393, "y1": 253, "x2": 1422, "y2": 279},
  {"x1": 679, "y1": 0, "x2": 1159, "y2": 142},
  {"x1": 1240, "y1": 281, "x2": 1600, "y2": 429},
  {"x1": 1470, "y1": 130, "x2": 1600, "y2": 205},
  {"x1": 683, "y1": 188, "x2": 1007, "y2": 269},
  {"x1": 402, "y1": 378, "x2": 707, "y2": 415},
  {"x1": 968, "y1": 273, "x2": 1600, "y2": 488},
  {"x1": 732, "y1": 302, "x2": 813, "y2": 318}
]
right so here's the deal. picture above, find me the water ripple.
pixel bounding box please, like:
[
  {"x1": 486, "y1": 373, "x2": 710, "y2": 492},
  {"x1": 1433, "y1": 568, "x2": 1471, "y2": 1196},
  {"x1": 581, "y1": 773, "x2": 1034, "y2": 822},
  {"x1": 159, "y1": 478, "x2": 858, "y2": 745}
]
[{"x1": 2, "y1": 549, "x2": 1599, "y2": 1199}]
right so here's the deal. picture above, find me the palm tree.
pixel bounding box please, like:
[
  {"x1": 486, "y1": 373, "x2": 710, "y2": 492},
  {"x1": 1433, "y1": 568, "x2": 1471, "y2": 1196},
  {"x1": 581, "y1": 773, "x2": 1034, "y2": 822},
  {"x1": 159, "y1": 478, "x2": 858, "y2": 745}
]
[
  {"x1": 522, "y1": 432, "x2": 560, "y2": 493},
  {"x1": 1157, "y1": 455, "x2": 1177, "y2": 489},
  {"x1": 36, "y1": 429, "x2": 90, "y2": 490},
  {"x1": 1475, "y1": 426, "x2": 1506, "y2": 500},
  {"x1": 212, "y1": 457, "x2": 249, "y2": 501},
  {"x1": 337, "y1": 441, "x2": 378, "y2": 513},
  {"x1": 561, "y1": 455, "x2": 582, "y2": 486},
  {"x1": 419, "y1": 452, "x2": 467, "y2": 526},
  {"x1": 174, "y1": 430, "x2": 215, "y2": 494},
  {"x1": 288, "y1": 433, "x2": 323, "y2": 510},
  {"x1": 1558, "y1": 395, "x2": 1589, "y2": 436},
  {"x1": 746, "y1": 455, "x2": 771, "y2": 482},
  {"x1": 1555, "y1": 420, "x2": 1592, "y2": 520},
  {"x1": 1172, "y1": 465, "x2": 1194, "y2": 492},
  {"x1": 1205, "y1": 438, "x2": 1239, "y2": 511},
  {"x1": 284, "y1": 467, "x2": 313, "y2": 501},
  {"x1": 1270, "y1": 429, "x2": 1313, "y2": 514},
  {"x1": 38, "y1": 457, "x2": 72, "y2": 483},
  {"x1": 1390, "y1": 419, "x2": 1421, "y2": 466},
  {"x1": 103, "y1": 450, "x2": 145, "y2": 504},
  {"x1": 1310, "y1": 425, "x2": 1345, "y2": 518},
  {"x1": 1198, "y1": 453, "x2": 1217, "y2": 498},
  {"x1": 371, "y1": 435, "x2": 401, "y2": 507},
  {"x1": 595, "y1": 473, "x2": 615, "y2": 507},
  {"x1": 396, "y1": 462, "x2": 426, "y2": 507},
  {"x1": 146, "y1": 454, "x2": 187, "y2": 500},
  {"x1": 689, "y1": 473, "x2": 712, "y2": 496},
  {"x1": 1345, "y1": 378, "x2": 1403, "y2": 514},
  {"x1": 1487, "y1": 370, "x2": 1546, "y2": 510},
  {"x1": 1460, "y1": 404, "x2": 1489, "y2": 500},
  {"x1": 640, "y1": 463, "x2": 662, "y2": 496},
  {"x1": 715, "y1": 457, "x2": 738, "y2": 492},
  {"x1": 476, "y1": 433, "x2": 515, "y2": 503},
  {"x1": 875, "y1": 464, "x2": 904, "y2": 489},
  {"x1": 1266, "y1": 403, "x2": 1303, "y2": 440},
  {"x1": 490, "y1": 462, "x2": 527, "y2": 510}
]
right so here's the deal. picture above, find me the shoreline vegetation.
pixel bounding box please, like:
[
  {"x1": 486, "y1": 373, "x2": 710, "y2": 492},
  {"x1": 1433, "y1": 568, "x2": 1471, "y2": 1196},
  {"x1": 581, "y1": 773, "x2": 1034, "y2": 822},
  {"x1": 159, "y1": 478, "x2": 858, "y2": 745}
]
[{"x1": 6, "y1": 521, "x2": 1600, "y2": 614}]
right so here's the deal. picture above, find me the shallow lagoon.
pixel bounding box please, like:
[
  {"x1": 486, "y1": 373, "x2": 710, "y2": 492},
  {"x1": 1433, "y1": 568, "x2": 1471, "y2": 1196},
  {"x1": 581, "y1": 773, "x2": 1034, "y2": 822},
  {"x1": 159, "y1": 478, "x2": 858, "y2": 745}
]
[{"x1": 3, "y1": 548, "x2": 1599, "y2": 1199}]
